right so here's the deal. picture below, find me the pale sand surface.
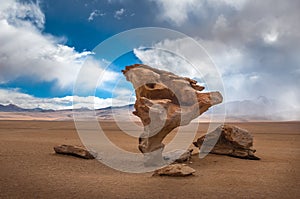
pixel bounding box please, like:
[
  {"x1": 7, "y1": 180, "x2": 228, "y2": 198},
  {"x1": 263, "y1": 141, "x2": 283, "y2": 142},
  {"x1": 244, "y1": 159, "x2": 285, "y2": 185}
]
[{"x1": 0, "y1": 121, "x2": 299, "y2": 198}]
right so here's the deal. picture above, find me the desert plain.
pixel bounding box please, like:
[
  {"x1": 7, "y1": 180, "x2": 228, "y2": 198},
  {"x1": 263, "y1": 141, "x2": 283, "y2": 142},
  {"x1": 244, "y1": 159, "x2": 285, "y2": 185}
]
[{"x1": 0, "y1": 120, "x2": 299, "y2": 198}]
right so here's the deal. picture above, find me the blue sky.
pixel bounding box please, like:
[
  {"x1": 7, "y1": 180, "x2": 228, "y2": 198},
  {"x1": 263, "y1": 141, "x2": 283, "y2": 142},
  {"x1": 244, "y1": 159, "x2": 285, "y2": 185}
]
[{"x1": 0, "y1": 0, "x2": 299, "y2": 117}]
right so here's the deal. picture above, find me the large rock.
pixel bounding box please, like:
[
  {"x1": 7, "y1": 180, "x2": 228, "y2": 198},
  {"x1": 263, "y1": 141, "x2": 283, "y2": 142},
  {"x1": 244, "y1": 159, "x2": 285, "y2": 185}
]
[
  {"x1": 122, "y1": 64, "x2": 223, "y2": 165},
  {"x1": 54, "y1": 145, "x2": 95, "y2": 159},
  {"x1": 193, "y1": 125, "x2": 260, "y2": 160},
  {"x1": 153, "y1": 164, "x2": 195, "y2": 177}
]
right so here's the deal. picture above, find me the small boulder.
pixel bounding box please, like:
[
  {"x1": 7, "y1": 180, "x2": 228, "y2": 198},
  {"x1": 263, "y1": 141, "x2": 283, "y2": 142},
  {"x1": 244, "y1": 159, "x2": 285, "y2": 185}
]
[
  {"x1": 54, "y1": 145, "x2": 95, "y2": 159},
  {"x1": 153, "y1": 163, "x2": 195, "y2": 177},
  {"x1": 193, "y1": 125, "x2": 260, "y2": 160},
  {"x1": 191, "y1": 147, "x2": 200, "y2": 156},
  {"x1": 163, "y1": 149, "x2": 193, "y2": 163}
]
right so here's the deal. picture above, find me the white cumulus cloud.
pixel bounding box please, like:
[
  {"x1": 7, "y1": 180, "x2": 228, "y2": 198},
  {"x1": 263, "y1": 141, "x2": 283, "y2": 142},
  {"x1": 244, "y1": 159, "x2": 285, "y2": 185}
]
[
  {"x1": 151, "y1": 0, "x2": 248, "y2": 26},
  {"x1": 88, "y1": 10, "x2": 106, "y2": 21},
  {"x1": 0, "y1": 88, "x2": 131, "y2": 110},
  {"x1": 0, "y1": 0, "x2": 117, "y2": 91},
  {"x1": 114, "y1": 8, "x2": 125, "y2": 19}
]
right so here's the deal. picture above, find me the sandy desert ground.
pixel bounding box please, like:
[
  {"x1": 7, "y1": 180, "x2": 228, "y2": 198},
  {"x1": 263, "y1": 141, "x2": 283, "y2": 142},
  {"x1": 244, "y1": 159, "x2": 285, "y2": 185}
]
[{"x1": 0, "y1": 120, "x2": 299, "y2": 198}]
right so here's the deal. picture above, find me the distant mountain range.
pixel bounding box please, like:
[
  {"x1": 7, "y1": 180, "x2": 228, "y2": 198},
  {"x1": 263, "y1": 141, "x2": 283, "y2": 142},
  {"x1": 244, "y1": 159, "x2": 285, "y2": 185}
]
[
  {"x1": 0, "y1": 104, "x2": 53, "y2": 112},
  {"x1": 0, "y1": 97, "x2": 299, "y2": 121},
  {"x1": 0, "y1": 103, "x2": 135, "y2": 121},
  {"x1": 0, "y1": 103, "x2": 134, "y2": 113}
]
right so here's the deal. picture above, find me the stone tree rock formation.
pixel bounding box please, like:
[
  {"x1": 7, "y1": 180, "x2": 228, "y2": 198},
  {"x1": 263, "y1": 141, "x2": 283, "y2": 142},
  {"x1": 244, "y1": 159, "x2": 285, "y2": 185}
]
[
  {"x1": 193, "y1": 125, "x2": 260, "y2": 160},
  {"x1": 122, "y1": 64, "x2": 223, "y2": 165}
]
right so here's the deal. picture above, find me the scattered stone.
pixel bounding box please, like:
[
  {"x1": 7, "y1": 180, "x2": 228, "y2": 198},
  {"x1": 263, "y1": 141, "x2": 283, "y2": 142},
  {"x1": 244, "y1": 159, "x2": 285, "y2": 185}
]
[
  {"x1": 122, "y1": 64, "x2": 223, "y2": 165},
  {"x1": 153, "y1": 164, "x2": 195, "y2": 177},
  {"x1": 193, "y1": 125, "x2": 260, "y2": 160},
  {"x1": 163, "y1": 149, "x2": 193, "y2": 163},
  {"x1": 191, "y1": 147, "x2": 200, "y2": 156},
  {"x1": 54, "y1": 144, "x2": 96, "y2": 159}
]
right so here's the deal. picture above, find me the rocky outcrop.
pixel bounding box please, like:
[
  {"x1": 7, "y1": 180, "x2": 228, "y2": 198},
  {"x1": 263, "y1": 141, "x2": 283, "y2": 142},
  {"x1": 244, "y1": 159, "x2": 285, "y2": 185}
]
[
  {"x1": 122, "y1": 64, "x2": 223, "y2": 165},
  {"x1": 193, "y1": 125, "x2": 260, "y2": 160},
  {"x1": 54, "y1": 145, "x2": 95, "y2": 159},
  {"x1": 153, "y1": 164, "x2": 195, "y2": 177}
]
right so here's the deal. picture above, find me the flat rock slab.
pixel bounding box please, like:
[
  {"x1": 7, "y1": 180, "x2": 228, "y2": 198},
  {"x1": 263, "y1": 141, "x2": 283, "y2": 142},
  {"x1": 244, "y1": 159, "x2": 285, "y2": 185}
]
[
  {"x1": 54, "y1": 145, "x2": 95, "y2": 159},
  {"x1": 153, "y1": 164, "x2": 195, "y2": 177}
]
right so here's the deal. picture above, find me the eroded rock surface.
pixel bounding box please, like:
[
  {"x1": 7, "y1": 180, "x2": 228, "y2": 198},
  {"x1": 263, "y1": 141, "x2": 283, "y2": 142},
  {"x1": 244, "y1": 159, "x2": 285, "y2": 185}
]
[
  {"x1": 193, "y1": 125, "x2": 260, "y2": 160},
  {"x1": 153, "y1": 163, "x2": 195, "y2": 177},
  {"x1": 54, "y1": 145, "x2": 95, "y2": 159},
  {"x1": 122, "y1": 64, "x2": 223, "y2": 165}
]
